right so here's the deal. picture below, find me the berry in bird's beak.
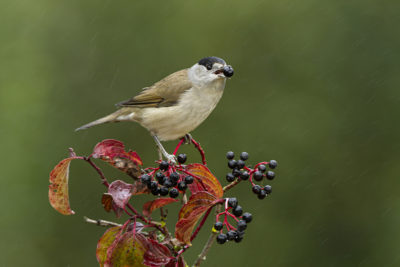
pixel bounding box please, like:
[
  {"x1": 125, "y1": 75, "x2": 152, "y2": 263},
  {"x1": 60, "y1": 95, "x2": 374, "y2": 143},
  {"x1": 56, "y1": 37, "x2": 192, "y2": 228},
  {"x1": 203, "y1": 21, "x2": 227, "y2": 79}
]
[{"x1": 223, "y1": 65, "x2": 234, "y2": 77}]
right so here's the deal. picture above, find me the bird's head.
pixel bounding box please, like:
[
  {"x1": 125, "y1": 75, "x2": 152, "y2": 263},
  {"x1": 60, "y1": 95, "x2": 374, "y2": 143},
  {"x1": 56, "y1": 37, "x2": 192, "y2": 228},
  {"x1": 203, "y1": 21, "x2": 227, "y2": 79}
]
[{"x1": 188, "y1": 56, "x2": 234, "y2": 86}]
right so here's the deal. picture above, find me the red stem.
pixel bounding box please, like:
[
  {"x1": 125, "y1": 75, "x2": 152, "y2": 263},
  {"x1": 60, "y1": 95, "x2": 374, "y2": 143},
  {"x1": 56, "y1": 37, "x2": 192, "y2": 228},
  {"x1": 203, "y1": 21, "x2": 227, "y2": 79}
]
[
  {"x1": 173, "y1": 139, "x2": 185, "y2": 156},
  {"x1": 191, "y1": 138, "x2": 206, "y2": 165},
  {"x1": 191, "y1": 207, "x2": 213, "y2": 242}
]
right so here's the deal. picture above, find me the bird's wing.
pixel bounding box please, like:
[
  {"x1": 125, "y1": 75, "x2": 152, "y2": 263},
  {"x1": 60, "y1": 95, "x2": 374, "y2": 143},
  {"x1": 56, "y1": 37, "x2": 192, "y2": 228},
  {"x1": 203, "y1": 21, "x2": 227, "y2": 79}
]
[{"x1": 116, "y1": 69, "x2": 192, "y2": 108}]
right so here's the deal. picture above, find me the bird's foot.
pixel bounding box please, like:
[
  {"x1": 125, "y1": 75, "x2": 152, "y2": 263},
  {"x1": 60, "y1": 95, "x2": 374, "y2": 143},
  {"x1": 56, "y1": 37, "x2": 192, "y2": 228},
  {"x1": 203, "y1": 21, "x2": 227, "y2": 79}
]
[
  {"x1": 184, "y1": 134, "x2": 193, "y2": 145},
  {"x1": 165, "y1": 153, "x2": 177, "y2": 164}
]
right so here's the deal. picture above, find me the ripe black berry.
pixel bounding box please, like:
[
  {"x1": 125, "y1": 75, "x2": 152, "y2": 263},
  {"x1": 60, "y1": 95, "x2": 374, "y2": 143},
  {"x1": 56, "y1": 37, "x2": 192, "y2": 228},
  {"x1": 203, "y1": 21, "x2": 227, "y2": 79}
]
[
  {"x1": 232, "y1": 169, "x2": 241, "y2": 177},
  {"x1": 227, "y1": 230, "x2": 237, "y2": 240},
  {"x1": 242, "y1": 212, "x2": 252, "y2": 223},
  {"x1": 228, "y1": 160, "x2": 238, "y2": 169},
  {"x1": 140, "y1": 174, "x2": 151, "y2": 185},
  {"x1": 159, "y1": 161, "x2": 169, "y2": 171},
  {"x1": 163, "y1": 179, "x2": 172, "y2": 188},
  {"x1": 237, "y1": 220, "x2": 247, "y2": 231},
  {"x1": 237, "y1": 160, "x2": 246, "y2": 169},
  {"x1": 240, "y1": 152, "x2": 249, "y2": 161},
  {"x1": 253, "y1": 171, "x2": 263, "y2": 181},
  {"x1": 226, "y1": 151, "x2": 235, "y2": 160},
  {"x1": 228, "y1": 197, "x2": 238, "y2": 208},
  {"x1": 159, "y1": 186, "x2": 169, "y2": 196},
  {"x1": 233, "y1": 205, "x2": 243, "y2": 216},
  {"x1": 240, "y1": 171, "x2": 249, "y2": 180},
  {"x1": 269, "y1": 160, "x2": 278, "y2": 169},
  {"x1": 252, "y1": 185, "x2": 261, "y2": 194},
  {"x1": 184, "y1": 176, "x2": 194, "y2": 184},
  {"x1": 234, "y1": 233, "x2": 244, "y2": 243},
  {"x1": 258, "y1": 189, "x2": 267, "y2": 199},
  {"x1": 177, "y1": 181, "x2": 187, "y2": 191},
  {"x1": 156, "y1": 172, "x2": 165, "y2": 183},
  {"x1": 223, "y1": 65, "x2": 234, "y2": 78},
  {"x1": 149, "y1": 181, "x2": 158, "y2": 190},
  {"x1": 214, "y1": 221, "x2": 223, "y2": 230},
  {"x1": 177, "y1": 154, "x2": 187, "y2": 164},
  {"x1": 151, "y1": 187, "x2": 160, "y2": 196},
  {"x1": 216, "y1": 233, "x2": 228, "y2": 244},
  {"x1": 258, "y1": 164, "x2": 267, "y2": 173},
  {"x1": 169, "y1": 188, "x2": 179, "y2": 198},
  {"x1": 169, "y1": 172, "x2": 180, "y2": 182},
  {"x1": 226, "y1": 173, "x2": 235, "y2": 182},
  {"x1": 264, "y1": 185, "x2": 272, "y2": 194},
  {"x1": 266, "y1": 171, "x2": 275, "y2": 180}
]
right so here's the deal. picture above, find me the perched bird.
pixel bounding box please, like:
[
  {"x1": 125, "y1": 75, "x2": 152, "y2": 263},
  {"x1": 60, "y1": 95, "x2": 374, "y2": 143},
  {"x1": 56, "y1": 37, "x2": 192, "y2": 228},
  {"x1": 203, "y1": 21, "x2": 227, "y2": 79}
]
[{"x1": 76, "y1": 56, "x2": 234, "y2": 162}]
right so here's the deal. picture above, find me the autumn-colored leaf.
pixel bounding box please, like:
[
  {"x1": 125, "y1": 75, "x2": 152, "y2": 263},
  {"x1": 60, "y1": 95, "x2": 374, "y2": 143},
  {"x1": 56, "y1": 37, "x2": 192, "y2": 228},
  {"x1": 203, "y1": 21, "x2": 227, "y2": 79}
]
[
  {"x1": 92, "y1": 139, "x2": 143, "y2": 179},
  {"x1": 142, "y1": 238, "x2": 173, "y2": 266},
  {"x1": 132, "y1": 180, "x2": 150, "y2": 196},
  {"x1": 96, "y1": 226, "x2": 122, "y2": 266},
  {"x1": 49, "y1": 157, "x2": 79, "y2": 215},
  {"x1": 142, "y1": 198, "x2": 179, "y2": 217},
  {"x1": 185, "y1": 164, "x2": 223, "y2": 198},
  {"x1": 108, "y1": 180, "x2": 133, "y2": 209},
  {"x1": 101, "y1": 193, "x2": 123, "y2": 218},
  {"x1": 165, "y1": 256, "x2": 186, "y2": 267},
  {"x1": 175, "y1": 192, "x2": 218, "y2": 245}
]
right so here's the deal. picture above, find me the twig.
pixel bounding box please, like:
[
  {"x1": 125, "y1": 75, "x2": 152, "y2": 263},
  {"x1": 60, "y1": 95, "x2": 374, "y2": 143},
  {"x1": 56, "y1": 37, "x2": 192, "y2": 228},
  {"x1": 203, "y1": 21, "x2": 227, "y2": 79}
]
[
  {"x1": 83, "y1": 216, "x2": 122, "y2": 227},
  {"x1": 192, "y1": 204, "x2": 222, "y2": 267},
  {"x1": 191, "y1": 138, "x2": 206, "y2": 165},
  {"x1": 191, "y1": 207, "x2": 212, "y2": 242},
  {"x1": 223, "y1": 179, "x2": 241, "y2": 192},
  {"x1": 84, "y1": 157, "x2": 110, "y2": 187}
]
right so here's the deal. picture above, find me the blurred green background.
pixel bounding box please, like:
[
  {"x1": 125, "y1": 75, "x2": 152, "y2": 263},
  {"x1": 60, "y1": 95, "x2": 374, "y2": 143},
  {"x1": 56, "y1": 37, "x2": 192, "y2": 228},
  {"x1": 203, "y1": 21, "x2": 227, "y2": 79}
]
[{"x1": 1, "y1": 0, "x2": 399, "y2": 266}]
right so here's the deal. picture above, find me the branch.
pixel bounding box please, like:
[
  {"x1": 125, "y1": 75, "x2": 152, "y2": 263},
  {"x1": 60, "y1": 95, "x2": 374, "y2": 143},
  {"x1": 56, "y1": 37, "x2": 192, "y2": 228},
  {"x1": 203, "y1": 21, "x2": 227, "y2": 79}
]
[
  {"x1": 192, "y1": 204, "x2": 222, "y2": 267},
  {"x1": 223, "y1": 179, "x2": 241, "y2": 192},
  {"x1": 83, "y1": 216, "x2": 122, "y2": 227}
]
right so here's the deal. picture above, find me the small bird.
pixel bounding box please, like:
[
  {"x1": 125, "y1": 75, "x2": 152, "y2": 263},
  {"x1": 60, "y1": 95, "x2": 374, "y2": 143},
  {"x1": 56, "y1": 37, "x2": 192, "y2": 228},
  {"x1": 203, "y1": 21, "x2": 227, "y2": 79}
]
[{"x1": 76, "y1": 56, "x2": 234, "y2": 162}]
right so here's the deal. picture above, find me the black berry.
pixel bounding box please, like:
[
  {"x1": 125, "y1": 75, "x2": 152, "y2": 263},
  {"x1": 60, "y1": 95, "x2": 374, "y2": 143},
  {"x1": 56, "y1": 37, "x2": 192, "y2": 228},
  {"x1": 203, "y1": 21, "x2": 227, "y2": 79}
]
[
  {"x1": 228, "y1": 160, "x2": 238, "y2": 169},
  {"x1": 240, "y1": 152, "x2": 249, "y2": 161},
  {"x1": 177, "y1": 181, "x2": 187, "y2": 191},
  {"x1": 149, "y1": 181, "x2": 158, "y2": 190},
  {"x1": 177, "y1": 154, "x2": 187, "y2": 164},
  {"x1": 214, "y1": 221, "x2": 223, "y2": 230},
  {"x1": 233, "y1": 205, "x2": 243, "y2": 216},
  {"x1": 227, "y1": 230, "x2": 237, "y2": 240},
  {"x1": 240, "y1": 171, "x2": 250, "y2": 180},
  {"x1": 228, "y1": 197, "x2": 238, "y2": 208},
  {"x1": 237, "y1": 220, "x2": 247, "y2": 231},
  {"x1": 266, "y1": 171, "x2": 275, "y2": 180},
  {"x1": 258, "y1": 189, "x2": 267, "y2": 199},
  {"x1": 169, "y1": 188, "x2": 179, "y2": 198},
  {"x1": 159, "y1": 161, "x2": 169, "y2": 171},
  {"x1": 151, "y1": 187, "x2": 160, "y2": 196},
  {"x1": 258, "y1": 164, "x2": 267, "y2": 173},
  {"x1": 169, "y1": 172, "x2": 180, "y2": 182},
  {"x1": 242, "y1": 212, "x2": 252, "y2": 223},
  {"x1": 216, "y1": 233, "x2": 228, "y2": 244},
  {"x1": 184, "y1": 176, "x2": 194, "y2": 184},
  {"x1": 226, "y1": 173, "x2": 235, "y2": 182},
  {"x1": 264, "y1": 185, "x2": 272, "y2": 194},
  {"x1": 234, "y1": 233, "x2": 244, "y2": 243},
  {"x1": 226, "y1": 151, "x2": 235, "y2": 160},
  {"x1": 232, "y1": 169, "x2": 241, "y2": 177},
  {"x1": 140, "y1": 174, "x2": 151, "y2": 185},
  {"x1": 156, "y1": 172, "x2": 165, "y2": 183},
  {"x1": 159, "y1": 186, "x2": 169, "y2": 196},
  {"x1": 269, "y1": 160, "x2": 278, "y2": 169},
  {"x1": 253, "y1": 171, "x2": 263, "y2": 181},
  {"x1": 237, "y1": 160, "x2": 245, "y2": 169},
  {"x1": 223, "y1": 65, "x2": 234, "y2": 78},
  {"x1": 252, "y1": 185, "x2": 261, "y2": 194},
  {"x1": 163, "y1": 179, "x2": 172, "y2": 188}
]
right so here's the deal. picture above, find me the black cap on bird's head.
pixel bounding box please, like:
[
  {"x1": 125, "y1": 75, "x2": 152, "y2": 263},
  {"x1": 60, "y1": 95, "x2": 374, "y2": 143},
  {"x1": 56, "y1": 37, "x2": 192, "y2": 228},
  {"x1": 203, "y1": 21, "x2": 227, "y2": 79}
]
[{"x1": 198, "y1": 56, "x2": 234, "y2": 78}]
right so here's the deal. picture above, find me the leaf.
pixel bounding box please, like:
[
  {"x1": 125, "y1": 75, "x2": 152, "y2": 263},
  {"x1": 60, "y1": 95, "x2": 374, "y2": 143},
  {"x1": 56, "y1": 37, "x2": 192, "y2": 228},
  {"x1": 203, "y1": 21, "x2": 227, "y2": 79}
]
[
  {"x1": 101, "y1": 193, "x2": 123, "y2": 218},
  {"x1": 142, "y1": 198, "x2": 179, "y2": 217},
  {"x1": 185, "y1": 164, "x2": 223, "y2": 198},
  {"x1": 96, "y1": 226, "x2": 122, "y2": 266},
  {"x1": 165, "y1": 256, "x2": 186, "y2": 267},
  {"x1": 48, "y1": 157, "x2": 79, "y2": 215},
  {"x1": 175, "y1": 192, "x2": 217, "y2": 245},
  {"x1": 108, "y1": 180, "x2": 133, "y2": 209},
  {"x1": 92, "y1": 139, "x2": 143, "y2": 179},
  {"x1": 142, "y1": 238, "x2": 173, "y2": 266}
]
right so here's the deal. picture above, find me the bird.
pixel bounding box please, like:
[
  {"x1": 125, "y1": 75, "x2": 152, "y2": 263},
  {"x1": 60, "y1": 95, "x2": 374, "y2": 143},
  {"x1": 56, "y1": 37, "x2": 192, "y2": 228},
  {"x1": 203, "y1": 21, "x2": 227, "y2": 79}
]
[{"x1": 76, "y1": 56, "x2": 234, "y2": 162}]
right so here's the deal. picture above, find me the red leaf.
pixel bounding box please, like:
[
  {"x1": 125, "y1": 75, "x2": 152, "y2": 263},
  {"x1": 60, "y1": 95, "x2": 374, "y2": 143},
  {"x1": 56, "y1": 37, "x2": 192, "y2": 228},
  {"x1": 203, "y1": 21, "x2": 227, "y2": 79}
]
[
  {"x1": 185, "y1": 164, "x2": 223, "y2": 198},
  {"x1": 108, "y1": 180, "x2": 133, "y2": 209},
  {"x1": 175, "y1": 192, "x2": 218, "y2": 245},
  {"x1": 165, "y1": 256, "x2": 186, "y2": 267},
  {"x1": 142, "y1": 238, "x2": 173, "y2": 266},
  {"x1": 143, "y1": 198, "x2": 179, "y2": 217},
  {"x1": 48, "y1": 157, "x2": 79, "y2": 215},
  {"x1": 92, "y1": 139, "x2": 143, "y2": 179},
  {"x1": 101, "y1": 193, "x2": 123, "y2": 218}
]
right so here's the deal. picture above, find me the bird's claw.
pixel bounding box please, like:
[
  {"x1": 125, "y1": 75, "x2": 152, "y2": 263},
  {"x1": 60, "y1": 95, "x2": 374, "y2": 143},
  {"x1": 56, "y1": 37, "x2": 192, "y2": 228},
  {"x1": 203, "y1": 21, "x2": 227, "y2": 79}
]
[{"x1": 166, "y1": 154, "x2": 177, "y2": 164}]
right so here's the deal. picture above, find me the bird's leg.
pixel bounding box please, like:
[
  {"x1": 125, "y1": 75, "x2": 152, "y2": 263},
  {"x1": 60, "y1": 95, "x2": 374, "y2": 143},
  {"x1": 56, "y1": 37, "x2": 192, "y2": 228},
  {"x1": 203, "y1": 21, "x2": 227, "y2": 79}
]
[
  {"x1": 184, "y1": 133, "x2": 193, "y2": 144},
  {"x1": 152, "y1": 135, "x2": 177, "y2": 164}
]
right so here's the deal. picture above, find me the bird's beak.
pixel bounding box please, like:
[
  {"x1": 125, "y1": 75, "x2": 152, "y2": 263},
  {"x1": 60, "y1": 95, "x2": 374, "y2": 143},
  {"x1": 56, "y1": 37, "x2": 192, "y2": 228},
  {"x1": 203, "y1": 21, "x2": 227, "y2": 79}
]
[{"x1": 214, "y1": 65, "x2": 234, "y2": 78}]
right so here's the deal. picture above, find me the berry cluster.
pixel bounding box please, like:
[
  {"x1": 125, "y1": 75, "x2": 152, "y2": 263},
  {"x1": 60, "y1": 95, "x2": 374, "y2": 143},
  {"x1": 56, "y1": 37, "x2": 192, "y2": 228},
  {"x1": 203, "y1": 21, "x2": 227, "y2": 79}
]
[
  {"x1": 140, "y1": 153, "x2": 193, "y2": 198},
  {"x1": 225, "y1": 151, "x2": 278, "y2": 200},
  {"x1": 214, "y1": 198, "x2": 252, "y2": 244}
]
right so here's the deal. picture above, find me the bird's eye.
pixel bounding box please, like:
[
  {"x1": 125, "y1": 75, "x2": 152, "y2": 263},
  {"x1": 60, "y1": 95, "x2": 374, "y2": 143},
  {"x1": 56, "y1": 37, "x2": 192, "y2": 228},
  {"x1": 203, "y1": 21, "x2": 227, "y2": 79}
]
[{"x1": 206, "y1": 65, "x2": 212, "y2": 70}]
